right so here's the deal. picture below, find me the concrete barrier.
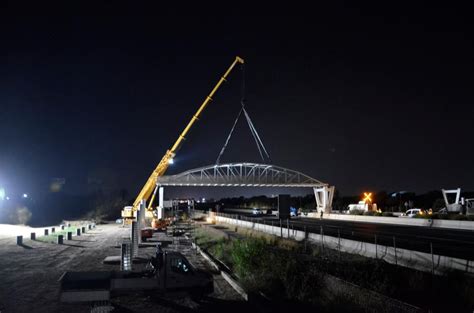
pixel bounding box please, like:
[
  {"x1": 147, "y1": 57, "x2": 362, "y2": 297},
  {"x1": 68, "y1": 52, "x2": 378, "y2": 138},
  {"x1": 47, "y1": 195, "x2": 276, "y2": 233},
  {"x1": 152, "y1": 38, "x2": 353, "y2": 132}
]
[
  {"x1": 192, "y1": 239, "x2": 248, "y2": 300},
  {"x1": 30, "y1": 232, "x2": 36, "y2": 240},
  {"x1": 305, "y1": 231, "x2": 474, "y2": 275},
  {"x1": 17, "y1": 236, "x2": 23, "y2": 245},
  {"x1": 216, "y1": 216, "x2": 474, "y2": 275},
  {"x1": 434, "y1": 219, "x2": 474, "y2": 230},
  {"x1": 57, "y1": 235, "x2": 64, "y2": 244},
  {"x1": 223, "y1": 208, "x2": 259, "y2": 214},
  {"x1": 221, "y1": 271, "x2": 248, "y2": 301},
  {"x1": 217, "y1": 216, "x2": 305, "y2": 241},
  {"x1": 67, "y1": 232, "x2": 72, "y2": 240},
  {"x1": 196, "y1": 246, "x2": 220, "y2": 271},
  {"x1": 308, "y1": 213, "x2": 474, "y2": 231}
]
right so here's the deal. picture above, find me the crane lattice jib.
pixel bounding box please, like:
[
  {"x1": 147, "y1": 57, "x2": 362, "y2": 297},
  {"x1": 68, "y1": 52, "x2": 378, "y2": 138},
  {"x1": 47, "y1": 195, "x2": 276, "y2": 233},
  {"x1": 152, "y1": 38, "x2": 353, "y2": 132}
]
[{"x1": 131, "y1": 56, "x2": 245, "y2": 211}]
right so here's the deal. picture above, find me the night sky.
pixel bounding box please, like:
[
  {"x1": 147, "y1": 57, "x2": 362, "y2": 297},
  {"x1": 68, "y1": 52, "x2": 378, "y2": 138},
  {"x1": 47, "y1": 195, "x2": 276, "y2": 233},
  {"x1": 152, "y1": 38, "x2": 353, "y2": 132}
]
[{"x1": 1, "y1": 4, "x2": 473, "y2": 200}]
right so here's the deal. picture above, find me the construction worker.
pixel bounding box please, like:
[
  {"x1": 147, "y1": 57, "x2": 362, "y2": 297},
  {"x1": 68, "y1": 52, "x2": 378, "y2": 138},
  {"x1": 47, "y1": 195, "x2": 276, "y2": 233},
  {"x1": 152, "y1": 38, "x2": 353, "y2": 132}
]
[{"x1": 156, "y1": 243, "x2": 164, "y2": 270}]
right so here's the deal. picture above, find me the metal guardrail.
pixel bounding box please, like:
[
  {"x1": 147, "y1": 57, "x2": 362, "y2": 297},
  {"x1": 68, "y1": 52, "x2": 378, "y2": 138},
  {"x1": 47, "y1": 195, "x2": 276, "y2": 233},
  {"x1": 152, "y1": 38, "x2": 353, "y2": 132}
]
[
  {"x1": 197, "y1": 213, "x2": 423, "y2": 312},
  {"x1": 214, "y1": 212, "x2": 474, "y2": 274}
]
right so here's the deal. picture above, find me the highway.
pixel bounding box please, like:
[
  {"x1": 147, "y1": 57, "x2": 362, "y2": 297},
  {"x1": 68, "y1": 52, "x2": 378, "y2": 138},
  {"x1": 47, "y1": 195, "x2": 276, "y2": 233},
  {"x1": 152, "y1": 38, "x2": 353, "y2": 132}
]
[{"x1": 220, "y1": 211, "x2": 474, "y2": 260}]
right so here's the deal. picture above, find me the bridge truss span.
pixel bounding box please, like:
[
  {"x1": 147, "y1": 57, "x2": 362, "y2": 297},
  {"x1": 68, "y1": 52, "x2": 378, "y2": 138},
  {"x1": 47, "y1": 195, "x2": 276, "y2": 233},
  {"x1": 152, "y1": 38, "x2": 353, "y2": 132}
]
[
  {"x1": 156, "y1": 163, "x2": 334, "y2": 213},
  {"x1": 157, "y1": 163, "x2": 327, "y2": 188}
]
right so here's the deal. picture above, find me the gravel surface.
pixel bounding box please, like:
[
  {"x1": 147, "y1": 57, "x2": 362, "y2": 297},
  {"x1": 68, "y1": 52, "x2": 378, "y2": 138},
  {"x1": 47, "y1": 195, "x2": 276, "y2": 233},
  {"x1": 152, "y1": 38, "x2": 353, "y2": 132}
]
[{"x1": 0, "y1": 222, "x2": 246, "y2": 313}]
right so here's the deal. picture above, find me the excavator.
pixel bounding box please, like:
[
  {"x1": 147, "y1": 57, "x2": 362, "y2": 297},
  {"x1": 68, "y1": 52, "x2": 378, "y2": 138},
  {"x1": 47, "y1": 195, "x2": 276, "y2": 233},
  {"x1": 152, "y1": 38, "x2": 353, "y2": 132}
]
[{"x1": 121, "y1": 56, "x2": 245, "y2": 228}]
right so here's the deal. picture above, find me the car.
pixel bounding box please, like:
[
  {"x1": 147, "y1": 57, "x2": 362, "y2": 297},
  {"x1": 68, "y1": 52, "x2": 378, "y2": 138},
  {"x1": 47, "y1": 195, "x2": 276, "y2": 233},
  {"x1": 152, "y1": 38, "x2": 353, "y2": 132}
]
[
  {"x1": 290, "y1": 207, "x2": 298, "y2": 217},
  {"x1": 405, "y1": 208, "x2": 422, "y2": 217},
  {"x1": 252, "y1": 208, "x2": 263, "y2": 215}
]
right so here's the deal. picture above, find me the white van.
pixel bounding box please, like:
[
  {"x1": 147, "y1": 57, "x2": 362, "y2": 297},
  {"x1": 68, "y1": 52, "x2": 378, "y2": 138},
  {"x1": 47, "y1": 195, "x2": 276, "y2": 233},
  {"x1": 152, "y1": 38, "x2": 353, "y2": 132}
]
[{"x1": 405, "y1": 208, "x2": 422, "y2": 217}]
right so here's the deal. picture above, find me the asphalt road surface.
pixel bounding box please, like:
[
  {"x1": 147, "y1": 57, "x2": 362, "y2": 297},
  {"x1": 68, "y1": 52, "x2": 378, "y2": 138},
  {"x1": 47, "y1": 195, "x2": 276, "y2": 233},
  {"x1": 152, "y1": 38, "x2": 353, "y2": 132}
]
[{"x1": 226, "y1": 213, "x2": 474, "y2": 260}]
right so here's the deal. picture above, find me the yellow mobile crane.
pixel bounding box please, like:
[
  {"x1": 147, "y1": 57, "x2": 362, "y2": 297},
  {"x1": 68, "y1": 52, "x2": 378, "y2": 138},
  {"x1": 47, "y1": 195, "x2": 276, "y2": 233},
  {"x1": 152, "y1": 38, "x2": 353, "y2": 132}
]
[{"x1": 122, "y1": 56, "x2": 245, "y2": 224}]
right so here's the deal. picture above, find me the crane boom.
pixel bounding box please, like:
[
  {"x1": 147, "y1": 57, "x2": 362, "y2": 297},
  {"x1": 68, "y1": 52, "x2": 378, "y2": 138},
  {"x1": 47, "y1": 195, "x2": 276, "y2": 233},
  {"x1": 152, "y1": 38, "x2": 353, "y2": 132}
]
[{"x1": 125, "y1": 56, "x2": 244, "y2": 218}]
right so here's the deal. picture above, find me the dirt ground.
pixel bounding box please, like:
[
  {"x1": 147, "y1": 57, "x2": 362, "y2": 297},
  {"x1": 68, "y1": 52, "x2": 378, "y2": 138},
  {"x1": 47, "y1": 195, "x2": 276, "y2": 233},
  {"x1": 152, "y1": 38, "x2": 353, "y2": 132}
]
[{"x1": 0, "y1": 222, "x2": 246, "y2": 313}]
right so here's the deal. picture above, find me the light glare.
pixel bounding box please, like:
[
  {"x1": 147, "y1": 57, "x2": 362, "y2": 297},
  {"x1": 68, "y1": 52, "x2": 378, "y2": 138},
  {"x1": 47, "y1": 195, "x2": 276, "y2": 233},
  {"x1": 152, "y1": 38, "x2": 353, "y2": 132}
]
[{"x1": 363, "y1": 192, "x2": 372, "y2": 203}]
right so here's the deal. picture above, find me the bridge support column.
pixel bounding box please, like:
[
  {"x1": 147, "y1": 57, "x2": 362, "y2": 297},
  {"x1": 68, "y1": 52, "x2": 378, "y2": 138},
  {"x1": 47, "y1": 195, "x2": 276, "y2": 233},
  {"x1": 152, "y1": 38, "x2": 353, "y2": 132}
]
[
  {"x1": 157, "y1": 186, "x2": 164, "y2": 219},
  {"x1": 138, "y1": 199, "x2": 146, "y2": 243},
  {"x1": 441, "y1": 188, "x2": 462, "y2": 213},
  {"x1": 314, "y1": 186, "x2": 335, "y2": 214}
]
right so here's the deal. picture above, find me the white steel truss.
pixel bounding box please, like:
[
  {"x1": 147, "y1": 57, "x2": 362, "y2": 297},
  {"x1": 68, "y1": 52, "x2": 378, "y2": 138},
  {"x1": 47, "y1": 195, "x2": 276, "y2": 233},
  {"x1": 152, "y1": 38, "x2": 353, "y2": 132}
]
[{"x1": 157, "y1": 163, "x2": 327, "y2": 188}]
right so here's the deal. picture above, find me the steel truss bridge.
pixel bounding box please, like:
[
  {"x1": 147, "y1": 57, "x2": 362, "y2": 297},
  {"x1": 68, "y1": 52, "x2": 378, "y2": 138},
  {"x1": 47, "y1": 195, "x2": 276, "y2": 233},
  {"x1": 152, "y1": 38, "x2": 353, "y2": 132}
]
[
  {"x1": 158, "y1": 163, "x2": 327, "y2": 188},
  {"x1": 156, "y1": 163, "x2": 334, "y2": 212}
]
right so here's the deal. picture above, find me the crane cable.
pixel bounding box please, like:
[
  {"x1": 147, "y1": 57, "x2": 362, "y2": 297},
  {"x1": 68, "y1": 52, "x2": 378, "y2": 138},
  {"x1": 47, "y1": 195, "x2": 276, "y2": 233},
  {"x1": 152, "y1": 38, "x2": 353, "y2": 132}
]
[
  {"x1": 215, "y1": 63, "x2": 271, "y2": 165},
  {"x1": 243, "y1": 107, "x2": 271, "y2": 161},
  {"x1": 215, "y1": 107, "x2": 243, "y2": 165}
]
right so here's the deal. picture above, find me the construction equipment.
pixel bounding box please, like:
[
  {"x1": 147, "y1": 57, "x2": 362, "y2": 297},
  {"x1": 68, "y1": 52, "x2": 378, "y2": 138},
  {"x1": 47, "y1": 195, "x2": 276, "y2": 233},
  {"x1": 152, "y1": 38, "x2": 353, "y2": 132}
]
[
  {"x1": 59, "y1": 251, "x2": 213, "y2": 303},
  {"x1": 141, "y1": 218, "x2": 170, "y2": 241},
  {"x1": 151, "y1": 218, "x2": 169, "y2": 230},
  {"x1": 121, "y1": 56, "x2": 245, "y2": 224},
  {"x1": 140, "y1": 228, "x2": 154, "y2": 241}
]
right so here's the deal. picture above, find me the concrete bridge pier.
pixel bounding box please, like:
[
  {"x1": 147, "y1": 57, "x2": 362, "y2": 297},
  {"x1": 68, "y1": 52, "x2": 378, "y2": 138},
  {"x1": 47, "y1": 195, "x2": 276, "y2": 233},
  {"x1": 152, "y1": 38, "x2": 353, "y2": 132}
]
[{"x1": 314, "y1": 186, "x2": 335, "y2": 214}]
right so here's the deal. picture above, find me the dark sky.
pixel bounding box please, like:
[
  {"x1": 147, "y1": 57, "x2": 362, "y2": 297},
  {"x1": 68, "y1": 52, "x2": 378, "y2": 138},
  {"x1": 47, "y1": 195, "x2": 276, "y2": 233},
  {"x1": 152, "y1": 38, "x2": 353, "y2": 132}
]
[{"x1": 1, "y1": 4, "x2": 473, "y2": 200}]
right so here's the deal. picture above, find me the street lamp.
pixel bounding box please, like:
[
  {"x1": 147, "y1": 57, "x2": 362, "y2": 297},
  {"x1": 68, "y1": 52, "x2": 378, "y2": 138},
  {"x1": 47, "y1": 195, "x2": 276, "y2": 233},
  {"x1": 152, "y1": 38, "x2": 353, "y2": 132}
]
[{"x1": 22, "y1": 193, "x2": 28, "y2": 198}]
